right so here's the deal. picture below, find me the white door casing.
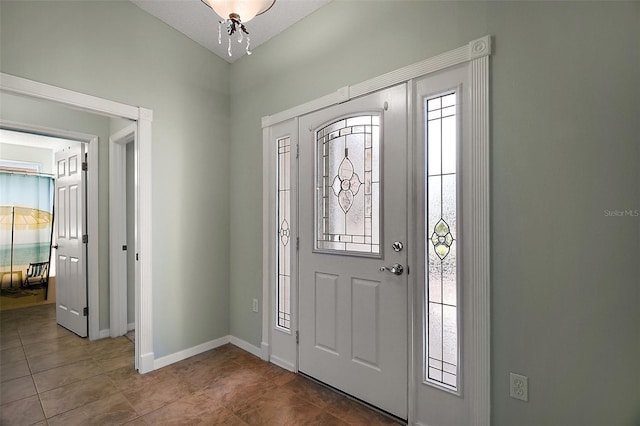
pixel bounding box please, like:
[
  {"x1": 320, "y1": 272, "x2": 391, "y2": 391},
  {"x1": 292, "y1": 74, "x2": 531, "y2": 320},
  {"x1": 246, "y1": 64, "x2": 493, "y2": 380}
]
[
  {"x1": 262, "y1": 37, "x2": 491, "y2": 425},
  {"x1": 298, "y1": 84, "x2": 408, "y2": 419},
  {"x1": 110, "y1": 124, "x2": 136, "y2": 339},
  {"x1": 0, "y1": 72, "x2": 155, "y2": 374},
  {"x1": 55, "y1": 144, "x2": 88, "y2": 337}
]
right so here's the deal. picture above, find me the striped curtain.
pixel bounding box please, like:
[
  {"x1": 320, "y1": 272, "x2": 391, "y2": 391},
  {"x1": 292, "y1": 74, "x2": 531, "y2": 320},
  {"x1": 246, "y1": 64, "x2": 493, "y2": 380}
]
[{"x1": 0, "y1": 172, "x2": 54, "y2": 288}]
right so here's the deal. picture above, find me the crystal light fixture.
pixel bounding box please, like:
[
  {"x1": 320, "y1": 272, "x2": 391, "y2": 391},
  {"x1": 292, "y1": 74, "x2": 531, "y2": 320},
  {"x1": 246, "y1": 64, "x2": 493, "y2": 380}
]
[{"x1": 201, "y1": 0, "x2": 276, "y2": 57}]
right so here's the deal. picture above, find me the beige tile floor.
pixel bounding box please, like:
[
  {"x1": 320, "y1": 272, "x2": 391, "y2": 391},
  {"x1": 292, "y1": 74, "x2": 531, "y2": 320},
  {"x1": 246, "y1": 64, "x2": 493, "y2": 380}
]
[{"x1": 1, "y1": 304, "x2": 402, "y2": 425}]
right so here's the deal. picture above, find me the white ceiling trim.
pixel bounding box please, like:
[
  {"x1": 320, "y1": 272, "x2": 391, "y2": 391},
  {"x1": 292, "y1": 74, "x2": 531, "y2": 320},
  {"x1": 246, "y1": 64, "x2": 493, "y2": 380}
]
[
  {"x1": 0, "y1": 124, "x2": 90, "y2": 150},
  {"x1": 261, "y1": 36, "x2": 492, "y2": 128}
]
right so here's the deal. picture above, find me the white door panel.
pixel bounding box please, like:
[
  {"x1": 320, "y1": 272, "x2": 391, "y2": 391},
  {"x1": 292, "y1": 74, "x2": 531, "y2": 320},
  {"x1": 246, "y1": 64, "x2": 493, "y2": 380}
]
[
  {"x1": 298, "y1": 84, "x2": 408, "y2": 419},
  {"x1": 55, "y1": 145, "x2": 88, "y2": 337},
  {"x1": 414, "y1": 62, "x2": 475, "y2": 425}
]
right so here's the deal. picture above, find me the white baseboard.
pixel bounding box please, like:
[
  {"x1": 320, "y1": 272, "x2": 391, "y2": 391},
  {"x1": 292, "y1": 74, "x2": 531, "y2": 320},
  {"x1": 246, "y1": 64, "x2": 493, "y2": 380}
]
[
  {"x1": 149, "y1": 335, "x2": 264, "y2": 372},
  {"x1": 99, "y1": 327, "x2": 134, "y2": 338},
  {"x1": 261, "y1": 341, "x2": 270, "y2": 361},
  {"x1": 270, "y1": 354, "x2": 295, "y2": 372},
  {"x1": 153, "y1": 335, "x2": 230, "y2": 370},
  {"x1": 228, "y1": 335, "x2": 262, "y2": 358},
  {"x1": 98, "y1": 331, "x2": 263, "y2": 372},
  {"x1": 139, "y1": 351, "x2": 155, "y2": 374},
  {"x1": 98, "y1": 328, "x2": 136, "y2": 339}
]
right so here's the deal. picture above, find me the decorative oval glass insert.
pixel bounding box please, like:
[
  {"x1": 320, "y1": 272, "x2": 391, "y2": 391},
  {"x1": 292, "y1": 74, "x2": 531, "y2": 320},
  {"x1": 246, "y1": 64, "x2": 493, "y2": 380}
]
[
  {"x1": 315, "y1": 115, "x2": 381, "y2": 255},
  {"x1": 430, "y1": 218, "x2": 454, "y2": 260}
]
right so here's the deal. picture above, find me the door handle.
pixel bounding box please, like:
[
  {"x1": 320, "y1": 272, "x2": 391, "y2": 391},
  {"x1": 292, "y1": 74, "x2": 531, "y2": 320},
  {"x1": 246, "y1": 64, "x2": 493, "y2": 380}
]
[
  {"x1": 51, "y1": 244, "x2": 59, "y2": 249},
  {"x1": 380, "y1": 263, "x2": 404, "y2": 276}
]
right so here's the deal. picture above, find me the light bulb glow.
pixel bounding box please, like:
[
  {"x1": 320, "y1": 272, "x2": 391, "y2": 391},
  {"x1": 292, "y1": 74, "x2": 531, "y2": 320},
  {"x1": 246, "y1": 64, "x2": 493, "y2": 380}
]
[
  {"x1": 203, "y1": 0, "x2": 274, "y2": 23},
  {"x1": 203, "y1": 0, "x2": 273, "y2": 57}
]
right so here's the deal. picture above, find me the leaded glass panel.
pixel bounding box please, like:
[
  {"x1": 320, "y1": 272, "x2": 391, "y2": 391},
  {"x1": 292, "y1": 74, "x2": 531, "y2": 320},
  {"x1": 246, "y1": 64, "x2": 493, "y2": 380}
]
[
  {"x1": 315, "y1": 115, "x2": 381, "y2": 255},
  {"x1": 277, "y1": 137, "x2": 291, "y2": 330},
  {"x1": 425, "y1": 92, "x2": 458, "y2": 391}
]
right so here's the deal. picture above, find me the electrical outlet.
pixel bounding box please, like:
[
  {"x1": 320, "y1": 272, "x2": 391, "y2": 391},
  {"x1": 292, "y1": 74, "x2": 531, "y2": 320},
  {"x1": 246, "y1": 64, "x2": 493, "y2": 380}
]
[
  {"x1": 510, "y1": 373, "x2": 528, "y2": 402},
  {"x1": 252, "y1": 298, "x2": 259, "y2": 313}
]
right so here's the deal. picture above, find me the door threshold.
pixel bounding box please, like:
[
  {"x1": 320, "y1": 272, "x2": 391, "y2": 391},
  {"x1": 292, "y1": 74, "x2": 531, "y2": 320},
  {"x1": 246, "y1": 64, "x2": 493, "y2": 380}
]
[{"x1": 297, "y1": 371, "x2": 407, "y2": 425}]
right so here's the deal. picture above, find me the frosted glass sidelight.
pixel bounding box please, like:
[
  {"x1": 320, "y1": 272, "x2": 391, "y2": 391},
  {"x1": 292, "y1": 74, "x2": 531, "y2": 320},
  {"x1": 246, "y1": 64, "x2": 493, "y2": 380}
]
[
  {"x1": 315, "y1": 115, "x2": 381, "y2": 255},
  {"x1": 442, "y1": 116, "x2": 456, "y2": 174},
  {"x1": 442, "y1": 305, "x2": 457, "y2": 365},
  {"x1": 427, "y1": 119, "x2": 442, "y2": 176},
  {"x1": 425, "y1": 92, "x2": 458, "y2": 391},
  {"x1": 427, "y1": 97, "x2": 441, "y2": 112},
  {"x1": 277, "y1": 137, "x2": 291, "y2": 330}
]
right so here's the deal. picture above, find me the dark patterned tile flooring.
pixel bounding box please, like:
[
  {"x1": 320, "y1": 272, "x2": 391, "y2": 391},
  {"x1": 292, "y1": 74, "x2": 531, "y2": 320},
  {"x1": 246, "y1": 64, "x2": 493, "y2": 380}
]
[{"x1": 1, "y1": 304, "x2": 402, "y2": 425}]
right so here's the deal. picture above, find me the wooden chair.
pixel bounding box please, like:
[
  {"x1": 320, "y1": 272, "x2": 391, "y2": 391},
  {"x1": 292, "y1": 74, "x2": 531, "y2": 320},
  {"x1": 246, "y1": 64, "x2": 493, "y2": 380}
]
[{"x1": 23, "y1": 261, "x2": 50, "y2": 300}]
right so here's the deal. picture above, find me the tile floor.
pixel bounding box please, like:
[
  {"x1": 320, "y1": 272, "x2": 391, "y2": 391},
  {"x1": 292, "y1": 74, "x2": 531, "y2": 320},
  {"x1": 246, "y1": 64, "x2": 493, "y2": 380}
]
[{"x1": 1, "y1": 304, "x2": 402, "y2": 425}]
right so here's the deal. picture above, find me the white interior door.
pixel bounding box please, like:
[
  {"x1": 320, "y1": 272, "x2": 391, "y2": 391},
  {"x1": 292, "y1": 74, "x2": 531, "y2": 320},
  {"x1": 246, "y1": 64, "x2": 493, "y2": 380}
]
[
  {"x1": 55, "y1": 144, "x2": 88, "y2": 337},
  {"x1": 298, "y1": 84, "x2": 408, "y2": 419}
]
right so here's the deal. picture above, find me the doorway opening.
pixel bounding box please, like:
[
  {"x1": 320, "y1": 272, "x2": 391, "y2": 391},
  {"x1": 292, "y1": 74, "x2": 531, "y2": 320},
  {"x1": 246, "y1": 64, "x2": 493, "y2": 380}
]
[
  {"x1": 1, "y1": 72, "x2": 155, "y2": 373},
  {"x1": 0, "y1": 126, "x2": 95, "y2": 329},
  {"x1": 0, "y1": 132, "x2": 79, "y2": 312},
  {"x1": 0, "y1": 153, "x2": 54, "y2": 310}
]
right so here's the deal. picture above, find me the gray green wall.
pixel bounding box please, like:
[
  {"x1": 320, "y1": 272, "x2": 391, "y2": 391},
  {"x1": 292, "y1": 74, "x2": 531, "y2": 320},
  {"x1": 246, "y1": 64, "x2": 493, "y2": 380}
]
[
  {"x1": 1, "y1": 0, "x2": 231, "y2": 356},
  {"x1": 0, "y1": 142, "x2": 54, "y2": 174},
  {"x1": 229, "y1": 1, "x2": 639, "y2": 425}
]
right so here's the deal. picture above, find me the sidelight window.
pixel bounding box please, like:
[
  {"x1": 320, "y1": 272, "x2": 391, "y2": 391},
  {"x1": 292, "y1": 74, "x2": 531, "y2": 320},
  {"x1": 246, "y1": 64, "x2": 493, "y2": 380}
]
[
  {"x1": 425, "y1": 92, "x2": 459, "y2": 391},
  {"x1": 276, "y1": 137, "x2": 291, "y2": 330}
]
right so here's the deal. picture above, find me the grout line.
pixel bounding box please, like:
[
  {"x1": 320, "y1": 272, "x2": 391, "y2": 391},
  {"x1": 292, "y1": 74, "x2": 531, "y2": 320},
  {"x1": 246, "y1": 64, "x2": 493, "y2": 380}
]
[
  {"x1": 22, "y1": 326, "x2": 48, "y2": 421},
  {"x1": 4, "y1": 305, "x2": 399, "y2": 425}
]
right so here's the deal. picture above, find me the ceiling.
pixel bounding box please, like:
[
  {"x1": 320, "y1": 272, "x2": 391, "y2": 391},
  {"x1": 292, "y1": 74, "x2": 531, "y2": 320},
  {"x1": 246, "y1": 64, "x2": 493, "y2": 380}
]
[
  {"x1": 0, "y1": 129, "x2": 77, "y2": 152},
  {"x1": 130, "y1": 0, "x2": 330, "y2": 63}
]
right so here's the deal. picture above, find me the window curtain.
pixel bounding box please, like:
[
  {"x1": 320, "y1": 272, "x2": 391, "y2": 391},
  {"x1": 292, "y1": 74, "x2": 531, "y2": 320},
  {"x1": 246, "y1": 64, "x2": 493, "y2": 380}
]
[{"x1": 0, "y1": 172, "x2": 54, "y2": 288}]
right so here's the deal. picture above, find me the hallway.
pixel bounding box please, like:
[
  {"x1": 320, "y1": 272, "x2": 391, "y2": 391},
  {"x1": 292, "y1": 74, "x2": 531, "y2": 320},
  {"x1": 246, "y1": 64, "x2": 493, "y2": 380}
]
[{"x1": 0, "y1": 304, "x2": 400, "y2": 425}]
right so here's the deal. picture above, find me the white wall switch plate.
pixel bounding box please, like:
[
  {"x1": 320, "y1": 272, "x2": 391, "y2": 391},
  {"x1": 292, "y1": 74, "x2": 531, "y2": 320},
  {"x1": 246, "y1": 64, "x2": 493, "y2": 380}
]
[
  {"x1": 252, "y1": 298, "x2": 259, "y2": 313},
  {"x1": 510, "y1": 372, "x2": 528, "y2": 402}
]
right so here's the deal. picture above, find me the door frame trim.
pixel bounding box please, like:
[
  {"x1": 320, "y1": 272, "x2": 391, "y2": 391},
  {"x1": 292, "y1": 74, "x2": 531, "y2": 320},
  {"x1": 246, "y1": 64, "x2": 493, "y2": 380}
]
[
  {"x1": 261, "y1": 36, "x2": 491, "y2": 129},
  {"x1": 109, "y1": 123, "x2": 136, "y2": 340},
  {"x1": 262, "y1": 36, "x2": 491, "y2": 425},
  {"x1": 0, "y1": 73, "x2": 155, "y2": 374}
]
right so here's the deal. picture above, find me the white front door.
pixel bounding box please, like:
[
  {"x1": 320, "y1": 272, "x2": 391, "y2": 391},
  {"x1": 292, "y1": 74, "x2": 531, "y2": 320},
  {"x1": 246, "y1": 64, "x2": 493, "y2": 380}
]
[
  {"x1": 54, "y1": 145, "x2": 88, "y2": 337},
  {"x1": 298, "y1": 84, "x2": 408, "y2": 419}
]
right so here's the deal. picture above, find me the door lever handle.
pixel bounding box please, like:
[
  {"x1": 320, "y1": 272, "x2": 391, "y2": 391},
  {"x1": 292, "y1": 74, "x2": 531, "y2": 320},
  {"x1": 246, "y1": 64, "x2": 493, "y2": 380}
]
[{"x1": 380, "y1": 263, "x2": 404, "y2": 276}]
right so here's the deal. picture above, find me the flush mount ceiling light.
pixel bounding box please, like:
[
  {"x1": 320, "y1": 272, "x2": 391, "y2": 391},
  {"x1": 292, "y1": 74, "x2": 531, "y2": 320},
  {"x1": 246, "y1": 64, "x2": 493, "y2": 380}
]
[{"x1": 201, "y1": 0, "x2": 276, "y2": 57}]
